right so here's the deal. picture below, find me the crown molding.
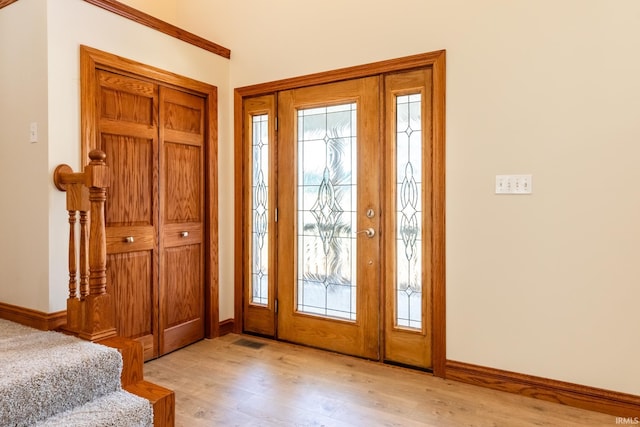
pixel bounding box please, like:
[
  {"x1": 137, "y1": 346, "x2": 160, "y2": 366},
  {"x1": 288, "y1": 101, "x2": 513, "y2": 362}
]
[{"x1": 0, "y1": 0, "x2": 231, "y2": 59}]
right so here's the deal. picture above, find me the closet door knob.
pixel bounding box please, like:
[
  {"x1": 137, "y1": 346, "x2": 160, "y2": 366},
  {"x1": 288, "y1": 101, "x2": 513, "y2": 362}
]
[
  {"x1": 124, "y1": 236, "x2": 134, "y2": 243},
  {"x1": 180, "y1": 231, "x2": 189, "y2": 238}
]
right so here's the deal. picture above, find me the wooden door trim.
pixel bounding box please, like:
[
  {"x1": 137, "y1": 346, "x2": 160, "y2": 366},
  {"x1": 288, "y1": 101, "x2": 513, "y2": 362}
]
[
  {"x1": 235, "y1": 50, "x2": 445, "y2": 97},
  {"x1": 80, "y1": 45, "x2": 219, "y2": 340},
  {"x1": 234, "y1": 50, "x2": 446, "y2": 377}
]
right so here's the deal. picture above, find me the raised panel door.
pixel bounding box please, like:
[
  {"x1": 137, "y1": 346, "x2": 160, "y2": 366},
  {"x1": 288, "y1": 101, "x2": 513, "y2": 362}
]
[
  {"x1": 159, "y1": 86, "x2": 205, "y2": 355},
  {"x1": 97, "y1": 70, "x2": 159, "y2": 360}
]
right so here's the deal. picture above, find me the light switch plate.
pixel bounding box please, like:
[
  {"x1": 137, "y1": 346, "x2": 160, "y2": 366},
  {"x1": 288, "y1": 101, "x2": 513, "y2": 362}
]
[
  {"x1": 29, "y1": 122, "x2": 38, "y2": 143},
  {"x1": 495, "y1": 174, "x2": 532, "y2": 194}
]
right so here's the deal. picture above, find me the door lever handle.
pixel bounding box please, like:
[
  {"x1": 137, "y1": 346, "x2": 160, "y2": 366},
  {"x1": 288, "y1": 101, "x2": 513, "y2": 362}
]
[{"x1": 355, "y1": 228, "x2": 375, "y2": 238}]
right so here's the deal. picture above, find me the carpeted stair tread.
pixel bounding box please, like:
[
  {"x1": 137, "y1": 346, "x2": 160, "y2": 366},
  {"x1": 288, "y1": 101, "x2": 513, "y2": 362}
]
[
  {"x1": 0, "y1": 319, "x2": 123, "y2": 426},
  {"x1": 34, "y1": 390, "x2": 153, "y2": 427}
]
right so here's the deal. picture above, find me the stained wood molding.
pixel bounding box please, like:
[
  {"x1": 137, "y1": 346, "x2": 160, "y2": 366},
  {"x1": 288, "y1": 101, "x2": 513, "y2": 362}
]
[
  {"x1": 0, "y1": 299, "x2": 232, "y2": 338},
  {"x1": 446, "y1": 360, "x2": 640, "y2": 418},
  {"x1": 218, "y1": 319, "x2": 235, "y2": 336},
  {"x1": 0, "y1": 0, "x2": 19, "y2": 9},
  {"x1": 0, "y1": 302, "x2": 66, "y2": 331},
  {"x1": 235, "y1": 50, "x2": 446, "y2": 97},
  {"x1": 82, "y1": 0, "x2": 230, "y2": 58},
  {"x1": 0, "y1": 0, "x2": 230, "y2": 58}
]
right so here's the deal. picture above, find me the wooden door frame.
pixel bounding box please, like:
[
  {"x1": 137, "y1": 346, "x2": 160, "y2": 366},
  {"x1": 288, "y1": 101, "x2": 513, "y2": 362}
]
[
  {"x1": 234, "y1": 50, "x2": 446, "y2": 377},
  {"x1": 80, "y1": 45, "x2": 219, "y2": 339}
]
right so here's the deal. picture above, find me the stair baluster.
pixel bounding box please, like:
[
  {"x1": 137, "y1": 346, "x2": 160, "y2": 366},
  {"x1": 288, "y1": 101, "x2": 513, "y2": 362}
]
[
  {"x1": 66, "y1": 209, "x2": 81, "y2": 332},
  {"x1": 79, "y1": 208, "x2": 90, "y2": 299}
]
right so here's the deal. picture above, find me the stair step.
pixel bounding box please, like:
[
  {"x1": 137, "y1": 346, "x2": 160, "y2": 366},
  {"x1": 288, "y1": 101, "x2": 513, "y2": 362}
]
[
  {"x1": 34, "y1": 390, "x2": 153, "y2": 427},
  {"x1": 0, "y1": 320, "x2": 122, "y2": 426},
  {"x1": 99, "y1": 336, "x2": 144, "y2": 386},
  {"x1": 125, "y1": 380, "x2": 175, "y2": 427}
]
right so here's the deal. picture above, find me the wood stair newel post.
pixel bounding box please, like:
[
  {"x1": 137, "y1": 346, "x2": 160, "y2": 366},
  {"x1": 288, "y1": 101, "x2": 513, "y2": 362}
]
[
  {"x1": 80, "y1": 150, "x2": 116, "y2": 341},
  {"x1": 54, "y1": 150, "x2": 116, "y2": 341}
]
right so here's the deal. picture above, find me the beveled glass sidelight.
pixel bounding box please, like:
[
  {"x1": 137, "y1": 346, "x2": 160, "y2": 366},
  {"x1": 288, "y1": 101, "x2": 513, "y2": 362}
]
[
  {"x1": 251, "y1": 114, "x2": 269, "y2": 305},
  {"x1": 395, "y1": 94, "x2": 423, "y2": 330},
  {"x1": 297, "y1": 103, "x2": 358, "y2": 320}
]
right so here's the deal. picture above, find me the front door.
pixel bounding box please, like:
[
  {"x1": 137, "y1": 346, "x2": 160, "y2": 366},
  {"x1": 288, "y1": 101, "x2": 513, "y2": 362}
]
[
  {"x1": 239, "y1": 52, "x2": 445, "y2": 372},
  {"x1": 277, "y1": 77, "x2": 381, "y2": 359}
]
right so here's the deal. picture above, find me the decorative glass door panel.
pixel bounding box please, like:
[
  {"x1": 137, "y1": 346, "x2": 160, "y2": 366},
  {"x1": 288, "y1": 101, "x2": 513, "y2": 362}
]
[
  {"x1": 396, "y1": 94, "x2": 423, "y2": 330},
  {"x1": 297, "y1": 103, "x2": 358, "y2": 321},
  {"x1": 243, "y1": 95, "x2": 277, "y2": 337},
  {"x1": 277, "y1": 78, "x2": 380, "y2": 359},
  {"x1": 383, "y1": 69, "x2": 434, "y2": 369},
  {"x1": 252, "y1": 114, "x2": 269, "y2": 306}
]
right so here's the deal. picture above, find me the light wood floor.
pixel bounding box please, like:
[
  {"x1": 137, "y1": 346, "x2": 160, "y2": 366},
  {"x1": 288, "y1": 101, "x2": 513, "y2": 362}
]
[{"x1": 144, "y1": 334, "x2": 613, "y2": 426}]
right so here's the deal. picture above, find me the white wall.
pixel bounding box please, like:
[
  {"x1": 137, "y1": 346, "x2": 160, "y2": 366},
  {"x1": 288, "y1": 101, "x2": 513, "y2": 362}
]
[
  {"x1": 0, "y1": 0, "x2": 230, "y2": 313},
  {"x1": 0, "y1": 0, "x2": 50, "y2": 312},
  {"x1": 173, "y1": 0, "x2": 640, "y2": 395}
]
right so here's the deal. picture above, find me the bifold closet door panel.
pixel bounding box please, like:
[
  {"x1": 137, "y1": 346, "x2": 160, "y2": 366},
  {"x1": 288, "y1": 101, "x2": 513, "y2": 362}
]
[
  {"x1": 158, "y1": 86, "x2": 206, "y2": 355},
  {"x1": 98, "y1": 69, "x2": 160, "y2": 360}
]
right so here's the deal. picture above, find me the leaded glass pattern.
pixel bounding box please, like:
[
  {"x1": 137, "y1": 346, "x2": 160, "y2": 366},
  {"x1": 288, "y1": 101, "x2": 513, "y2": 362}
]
[
  {"x1": 251, "y1": 114, "x2": 269, "y2": 305},
  {"x1": 396, "y1": 94, "x2": 423, "y2": 329},
  {"x1": 297, "y1": 103, "x2": 357, "y2": 321}
]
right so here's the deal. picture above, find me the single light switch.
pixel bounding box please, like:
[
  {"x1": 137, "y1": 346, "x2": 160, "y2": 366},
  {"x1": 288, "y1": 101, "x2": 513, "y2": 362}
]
[{"x1": 29, "y1": 122, "x2": 38, "y2": 143}]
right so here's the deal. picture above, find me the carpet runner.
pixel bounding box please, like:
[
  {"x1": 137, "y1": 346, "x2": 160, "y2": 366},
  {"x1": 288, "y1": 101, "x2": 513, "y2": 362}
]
[{"x1": 0, "y1": 319, "x2": 152, "y2": 426}]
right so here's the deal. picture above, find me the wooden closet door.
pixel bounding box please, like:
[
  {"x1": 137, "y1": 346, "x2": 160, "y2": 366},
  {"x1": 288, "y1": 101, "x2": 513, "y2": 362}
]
[
  {"x1": 158, "y1": 87, "x2": 206, "y2": 355},
  {"x1": 98, "y1": 70, "x2": 160, "y2": 360}
]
